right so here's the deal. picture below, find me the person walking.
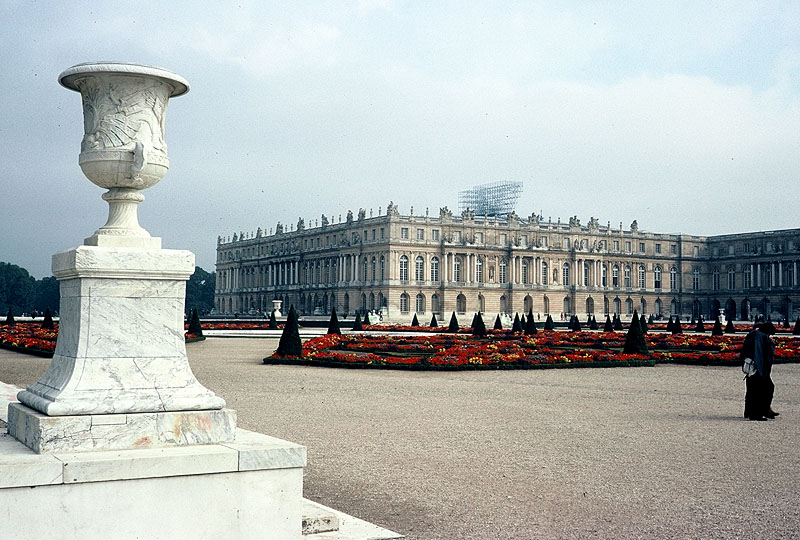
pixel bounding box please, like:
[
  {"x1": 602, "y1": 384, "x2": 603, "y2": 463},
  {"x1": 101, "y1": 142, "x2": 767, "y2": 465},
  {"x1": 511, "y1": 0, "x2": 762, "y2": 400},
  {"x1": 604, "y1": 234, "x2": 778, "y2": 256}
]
[{"x1": 740, "y1": 322, "x2": 779, "y2": 421}]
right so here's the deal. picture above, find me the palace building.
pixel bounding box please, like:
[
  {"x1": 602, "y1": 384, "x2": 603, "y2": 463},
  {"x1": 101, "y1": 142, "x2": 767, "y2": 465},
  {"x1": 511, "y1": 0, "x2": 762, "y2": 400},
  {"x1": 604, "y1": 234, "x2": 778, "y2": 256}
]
[{"x1": 214, "y1": 202, "x2": 800, "y2": 323}]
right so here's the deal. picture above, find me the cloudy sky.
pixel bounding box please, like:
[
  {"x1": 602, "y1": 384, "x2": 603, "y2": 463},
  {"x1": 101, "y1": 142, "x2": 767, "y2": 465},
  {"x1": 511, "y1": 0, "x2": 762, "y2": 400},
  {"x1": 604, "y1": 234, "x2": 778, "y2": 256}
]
[{"x1": 2, "y1": 1, "x2": 799, "y2": 278}]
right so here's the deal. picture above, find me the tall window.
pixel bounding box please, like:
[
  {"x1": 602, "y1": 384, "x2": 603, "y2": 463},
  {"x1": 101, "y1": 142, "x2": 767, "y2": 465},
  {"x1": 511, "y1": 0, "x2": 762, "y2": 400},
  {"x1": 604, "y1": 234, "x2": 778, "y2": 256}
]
[
  {"x1": 380, "y1": 256, "x2": 385, "y2": 280},
  {"x1": 499, "y1": 259, "x2": 507, "y2": 284},
  {"x1": 613, "y1": 298, "x2": 621, "y2": 314},
  {"x1": 431, "y1": 293, "x2": 440, "y2": 313},
  {"x1": 542, "y1": 262, "x2": 548, "y2": 285},
  {"x1": 430, "y1": 257, "x2": 440, "y2": 282},
  {"x1": 399, "y1": 255, "x2": 409, "y2": 282},
  {"x1": 764, "y1": 265, "x2": 772, "y2": 288},
  {"x1": 670, "y1": 267, "x2": 678, "y2": 290},
  {"x1": 728, "y1": 267, "x2": 735, "y2": 290},
  {"x1": 416, "y1": 228, "x2": 424, "y2": 240},
  {"x1": 626, "y1": 298, "x2": 633, "y2": 314},
  {"x1": 654, "y1": 266, "x2": 662, "y2": 289},
  {"x1": 416, "y1": 293, "x2": 425, "y2": 313},
  {"x1": 562, "y1": 263, "x2": 570, "y2": 286},
  {"x1": 521, "y1": 261, "x2": 528, "y2": 284},
  {"x1": 692, "y1": 268, "x2": 700, "y2": 290},
  {"x1": 454, "y1": 257, "x2": 462, "y2": 282},
  {"x1": 786, "y1": 263, "x2": 794, "y2": 288},
  {"x1": 743, "y1": 265, "x2": 752, "y2": 288},
  {"x1": 612, "y1": 265, "x2": 619, "y2": 287},
  {"x1": 624, "y1": 265, "x2": 631, "y2": 288},
  {"x1": 638, "y1": 265, "x2": 646, "y2": 289},
  {"x1": 655, "y1": 298, "x2": 662, "y2": 316},
  {"x1": 478, "y1": 294, "x2": 485, "y2": 312},
  {"x1": 401, "y1": 228, "x2": 409, "y2": 239},
  {"x1": 400, "y1": 293, "x2": 409, "y2": 312},
  {"x1": 601, "y1": 265, "x2": 607, "y2": 287},
  {"x1": 415, "y1": 256, "x2": 424, "y2": 281},
  {"x1": 362, "y1": 259, "x2": 367, "y2": 281},
  {"x1": 476, "y1": 257, "x2": 484, "y2": 283},
  {"x1": 456, "y1": 294, "x2": 466, "y2": 313},
  {"x1": 712, "y1": 268, "x2": 720, "y2": 291},
  {"x1": 371, "y1": 257, "x2": 376, "y2": 281},
  {"x1": 583, "y1": 263, "x2": 590, "y2": 286}
]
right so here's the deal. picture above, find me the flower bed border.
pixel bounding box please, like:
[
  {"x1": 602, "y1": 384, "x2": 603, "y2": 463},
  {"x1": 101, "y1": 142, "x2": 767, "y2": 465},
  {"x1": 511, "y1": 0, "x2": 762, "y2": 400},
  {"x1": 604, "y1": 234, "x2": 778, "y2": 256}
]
[{"x1": 264, "y1": 356, "x2": 656, "y2": 370}]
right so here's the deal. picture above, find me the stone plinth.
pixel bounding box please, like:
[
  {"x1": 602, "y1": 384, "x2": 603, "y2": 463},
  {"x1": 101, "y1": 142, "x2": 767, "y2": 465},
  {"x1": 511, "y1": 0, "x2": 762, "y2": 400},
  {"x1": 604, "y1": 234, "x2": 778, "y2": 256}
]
[
  {"x1": 0, "y1": 427, "x2": 307, "y2": 540},
  {"x1": 17, "y1": 245, "x2": 225, "y2": 417},
  {"x1": 7, "y1": 402, "x2": 236, "y2": 454}
]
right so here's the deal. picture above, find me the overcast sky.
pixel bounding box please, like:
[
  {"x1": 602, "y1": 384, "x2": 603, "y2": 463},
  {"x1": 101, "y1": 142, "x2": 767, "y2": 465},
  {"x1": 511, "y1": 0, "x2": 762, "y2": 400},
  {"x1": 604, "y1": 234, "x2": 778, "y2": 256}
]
[{"x1": 2, "y1": 1, "x2": 799, "y2": 278}]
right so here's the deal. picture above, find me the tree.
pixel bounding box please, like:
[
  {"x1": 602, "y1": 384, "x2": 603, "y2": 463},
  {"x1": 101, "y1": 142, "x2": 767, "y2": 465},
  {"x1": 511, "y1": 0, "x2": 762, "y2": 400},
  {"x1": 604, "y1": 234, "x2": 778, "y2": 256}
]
[
  {"x1": 5, "y1": 307, "x2": 15, "y2": 326},
  {"x1": 411, "y1": 314, "x2": 420, "y2": 327},
  {"x1": 327, "y1": 307, "x2": 341, "y2": 335},
  {"x1": 41, "y1": 307, "x2": 54, "y2": 329},
  {"x1": 187, "y1": 307, "x2": 204, "y2": 337},
  {"x1": 472, "y1": 312, "x2": 486, "y2": 337},
  {"x1": 268, "y1": 310, "x2": 278, "y2": 330},
  {"x1": 793, "y1": 318, "x2": 800, "y2": 336},
  {"x1": 430, "y1": 313, "x2": 438, "y2": 327},
  {"x1": 694, "y1": 316, "x2": 705, "y2": 333},
  {"x1": 511, "y1": 313, "x2": 522, "y2": 333},
  {"x1": 493, "y1": 314, "x2": 503, "y2": 330},
  {"x1": 352, "y1": 312, "x2": 363, "y2": 331},
  {"x1": 672, "y1": 317, "x2": 683, "y2": 335},
  {"x1": 448, "y1": 312, "x2": 459, "y2": 333},
  {"x1": 544, "y1": 314, "x2": 554, "y2": 331},
  {"x1": 613, "y1": 314, "x2": 623, "y2": 331},
  {"x1": 603, "y1": 315, "x2": 613, "y2": 332},
  {"x1": 711, "y1": 316, "x2": 723, "y2": 336},
  {"x1": 33, "y1": 276, "x2": 60, "y2": 314},
  {"x1": 274, "y1": 304, "x2": 302, "y2": 357},
  {"x1": 724, "y1": 318, "x2": 736, "y2": 334},
  {"x1": 0, "y1": 262, "x2": 35, "y2": 315},
  {"x1": 623, "y1": 310, "x2": 647, "y2": 354},
  {"x1": 639, "y1": 313, "x2": 648, "y2": 334},
  {"x1": 666, "y1": 316, "x2": 674, "y2": 333},
  {"x1": 589, "y1": 315, "x2": 599, "y2": 330},
  {"x1": 184, "y1": 266, "x2": 216, "y2": 316},
  {"x1": 572, "y1": 315, "x2": 582, "y2": 332},
  {"x1": 525, "y1": 309, "x2": 537, "y2": 335}
]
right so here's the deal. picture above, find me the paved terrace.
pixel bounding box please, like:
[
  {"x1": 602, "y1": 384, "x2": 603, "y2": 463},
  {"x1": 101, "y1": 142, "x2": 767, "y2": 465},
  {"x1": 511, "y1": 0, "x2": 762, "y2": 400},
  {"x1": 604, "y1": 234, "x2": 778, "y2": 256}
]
[{"x1": 2, "y1": 338, "x2": 799, "y2": 539}]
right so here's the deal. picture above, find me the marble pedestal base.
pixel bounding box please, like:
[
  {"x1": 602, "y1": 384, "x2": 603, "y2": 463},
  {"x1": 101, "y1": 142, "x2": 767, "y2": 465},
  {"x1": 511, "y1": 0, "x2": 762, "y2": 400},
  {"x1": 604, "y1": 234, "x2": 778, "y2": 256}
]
[
  {"x1": 7, "y1": 402, "x2": 236, "y2": 453},
  {"x1": 0, "y1": 427, "x2": 307, "y2": 540},
  {"x1": 17, "y1": 245, "x2": 225, "y2": 416}
]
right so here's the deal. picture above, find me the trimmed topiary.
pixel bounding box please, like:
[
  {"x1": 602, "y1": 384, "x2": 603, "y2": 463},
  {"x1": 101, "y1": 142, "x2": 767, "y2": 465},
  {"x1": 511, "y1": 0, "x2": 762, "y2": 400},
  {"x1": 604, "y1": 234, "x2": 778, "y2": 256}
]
[
  {"x1": 666, "y1": 316, "x2": 674, "y2": 333},
  {"x1": 352, "y1": 312, "x2": 363, "y2": 331},
  {"x1": 274, "y1": 304, "x2": 302, "y2": 358},
  {"x1": 572, "y1": 315, "x2": 582, "y2": 332},
  {"x1": 544, "y1": 314, "x2": 554, "y2": 331},
  {"x1": 430, "y1": 313, "x2": 438, "y2": 327},
  {"x1": 511, "y1": 313, "x2": 522, "y2": 333},
  {"x1": 603, "y1": 315, "x2": 613, "y2": 332},
  {"x1": 623, "y1": 310, "x2": 647, "y2": 354},
  {"x1": 694, "y1": 316, "x2": 705, "y2": 333},
  {"x1": 792, "y1": 317, "x2": 800, "y2": 335},
  {"x1": 525, "y1": 309, "x2": 537, "y2": 335},
  {"x1": 472, "y1": 312, "x2": 486, "y2": 337},
  {"x1": 589, "y1": 315, "x2": 599, "y2": 331},
  {"x1": 187, "y1": 307, "x2": 204, "y2": 337},
  {"x1": 493, "y1": 314, "x2": 503, "y2": 330},
  {"x1": 327, "y1": 307, "x2": 341, "y2": 335},
  {"x1": 471, "y1": 313, "x2": 478, "y2": 329},
  {"x1": 448, "y1": 312, "x2": 459, "y2": 333},
  {"x1": 672, "y1": 317, "x2": 683, "y2": 335},
  {"x1": 648, "y1": 314, "x2": 655, "y2": 324},
  {"x1": 268, "y1": 310, "x2": 278, "y2": 330},
  {"x1": 639, "y1": 313, "x2": 647, "y2": 334},
  {"x1": 724, "y1": 318, "x2": 736, "y2": 333},
  {"x1": 5, "y1": 308, "x2": 15, "y2": 327},
  {"x1": 41, "y1": 308, "x2": 54, "y2": 330},
  {"x1": 411, "y1": 313, "x2": 420, "y2": 327},
  {"x1": 567, "y1": 315, "x2": 575, "y2": 331},
  {"x1": 711, "y1": 316, "x2": 723, "y2": 336},
  {"x1": 613, "y1": 314, "x2": 623, "y2": 331}
]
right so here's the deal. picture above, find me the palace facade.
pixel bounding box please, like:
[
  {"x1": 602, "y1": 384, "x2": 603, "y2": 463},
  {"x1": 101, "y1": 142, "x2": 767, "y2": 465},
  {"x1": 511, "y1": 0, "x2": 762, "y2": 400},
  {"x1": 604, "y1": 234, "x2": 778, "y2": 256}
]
[{"x1": 215, "y1": 203, "x2": 800, "y2": 323}]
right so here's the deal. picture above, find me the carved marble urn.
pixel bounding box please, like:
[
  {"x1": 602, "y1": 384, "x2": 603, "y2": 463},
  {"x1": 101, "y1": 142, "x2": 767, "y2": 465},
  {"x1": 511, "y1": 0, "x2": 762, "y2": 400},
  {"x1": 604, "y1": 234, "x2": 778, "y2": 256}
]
[{"x1": 59, "y1": 62, "x2": 189, "y2": 248}]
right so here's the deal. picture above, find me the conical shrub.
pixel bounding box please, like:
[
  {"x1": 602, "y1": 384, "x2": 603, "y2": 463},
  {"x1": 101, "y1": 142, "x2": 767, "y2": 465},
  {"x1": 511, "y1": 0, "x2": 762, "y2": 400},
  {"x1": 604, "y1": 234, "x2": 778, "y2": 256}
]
[
  {"x1": 5, "y1": 308, "x2": 15, "y2": 327},
  {"x1": 187, "y1": 307, "x2": 204, "y2": 337},
  {"x1": 639, "y1": 313, "x2": 647, "y2": 334},
  {"x1": 430, "y1": 313, "x2": 438, "y2": 327},
  {"x1": 613, "y1": 314, "x2": 623, "y2": 331},
  {"x1": 41, "y1": 308, "x2": 54, "y2": 330},
  {"x1": 352, "y1": 312, "x2": 363, "y2": 331},
  {"x1": 793, "y1": 317, "x2": 800, "y2": 336},
  {"x1": 472, "y1": 312, "x2": 486, "y2": 337},
  {"x1": 648, "y1": 314, "x2": 655, "y2": 324},
  {"x1": 623, "y1": 310, "x2": 648, "y2": 354},
  {"x1": 711, "y1": 316, "x2": 723, "y2": 336},
  {"x1": 672, "y1": 317, "x2": 683, "y2": 334},
  {"x1": 525, "y1": 309, "x2": 537, "y2": 335},
  {"x1": 448, "y1": 312, "x2": 459, "y2": 333},
  {"x1": 694, "y1": 316, "x2": 705, "y2": 333},
  {"x1": 544, "y1": 314, "x2": 554, "y2": 331},
  {"x1": 572, "y1": 315, "x2": 582, "y2": 332},
  {"x1": 268, "y1": 310, "x2": 278, "y2": 330},
  {"x1": 327, "y1": 307, "x2": 341, "y2": 335},
  {"x1": 589, "y1": 315, "x2": 599, "y2": 330},
  {"x1": 511, "y1": 313, "x2": 522, "y2": 333},
  {"x1": 724, "y1": 318, "x2": 736, "y2": 333},
  {"x1": 603, "y1": 315, "x2": 613, "y2": 332},
  {"x1": 493, "y1": 314, "x2": 503, "y2": 330},
  {"x1": 411, "y1": 314, "x2": 420, "y2": 327},
  {"x1": 666, "y1": 316, "x2": 674, "y2": 333},
  {"x1": 274, "y1": 304, "x2": 302, "y2": 358}
]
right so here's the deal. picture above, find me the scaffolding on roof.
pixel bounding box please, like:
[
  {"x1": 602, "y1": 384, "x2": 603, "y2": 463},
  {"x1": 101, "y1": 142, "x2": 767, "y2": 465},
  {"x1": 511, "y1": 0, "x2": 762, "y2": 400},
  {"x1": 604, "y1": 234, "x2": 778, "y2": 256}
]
[{"x1": 458, "y1": 181, "x2": 523, "y2": 217}]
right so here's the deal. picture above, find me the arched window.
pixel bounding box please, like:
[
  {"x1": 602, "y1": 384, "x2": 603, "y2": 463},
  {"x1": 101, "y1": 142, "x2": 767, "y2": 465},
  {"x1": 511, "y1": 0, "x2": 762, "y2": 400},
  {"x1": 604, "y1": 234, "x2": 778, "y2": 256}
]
[
  {"x1": 379, "y1": 292, "x2": 386, "y2": 308},
  {"x1": 430, "y1": 257, "x2": 439, "y2": 282},
  {"x1": 415, "y1": 256, "x2": 425, "y2": 281},
  {"x1": 670, "y1": 298, "x2": 677, "y2": 315},
  {"x1": 563, "y1": 296, "x2": 571, "y2": 314},
  {"x1": 601, "y1": 264, "x2": 607, "y2": 287},
  {"x1": 454, "y1": 257, "x2": 463, "y2": 283},
  {"x1": 583, "y1": 263, "x2": 590, "y2": 286},
  {"x1": 604, "y1": 296, "x2": 609, "y2": 314},
  {"x1": 613, "y1": 297, "x2": 621, "y2": 314},
  {"x1": 655, "y1": 298, "x2": 662, "y2": 316},
  {"x1": 541, "y1": 262, "x2": 548, "y2": 285},
  {"x1": 670, "y1": 267, "x2": 678, "y2": 290},
  {"x1": 562, "y1": 263, "x2": 570, "y2": 286},
  {"x1": 431, "y1": 293, "x2": 440, "y2": 313},
  {"x1": 362, "y1": 259, "x2": 368, "y2": 282},
  {"x1": 712, "y1": 267, "x2": 720, "y2": 291},
  {"x1": 476, "y1": 257, "x2": 484, "y2": 283},
  {"x1": 743, "y1": 265, "x2": 752, "y2": 288},
  {"x1": 478, "y1": 294, "x2": 485, "y2": 313},
  {"x1": 380, "y1": 256, "x2": 385, "y2": 281},
  {"x1": 500, "y1": 295, "x2": 507, "y2": 314},
  {"x1": 399, "y1": 255, "x2": 409, "y2": 282},
  {"x1": 728, "y1": 267, "x2": 736, "y2": 290},
  {"x1": 764, "y1": 265, "x2": 772, "y2": 288},
  {"x1": 612, "y1": 265, "x2": 619, "y2": 287},
  {"x1": 524, "y1": 295, "x2": 533, "y2": 313},
  {"x1": 586, "y1": 297, "x2": 594, "y2": 315},
  {"x1": 692, "y1": 268, "x2": 700, "y2": 290},
  {"x1": 343, "y1": 293, "x2": 350, "y2": 314},
  {"x1": 456, "y1": 294, "x2": 467, "y2": 314},
  {"x1": 369, "y1": 293, "x2": 375, "y2": 311},
  {"x1": 499, "y1": 259, "x2": 507, "y2": 284},
  {"x1": 400, "y1": 293, "x2": 409, "y2": 313},
  {"x1": 624, "y1": 265, "x2": 631, "y2": 288},
  {"x1": 416, "y1": 293, "x2": 425, "y2": 313},
  {"x1": 638, "y1": 265, "x2": 646, "y2": 289},
  {"x1": 371, "y1": 257, "x2": 377, "y2": 281},
  {"x1": 654, "y1": 266, "x2": 662, "y2": 289},
  {"x1": 626, "y1": 298, "x2": 633, "y2": 314},
  {"x1": 361, "y1": 293, "x2": 367, "y2": 311},
  {"x1": 640, "y1": 298, "x2": 647, "y2": 314},
  {"x1": 543, "y1": 295, "x2": 550, "y2": 314}
]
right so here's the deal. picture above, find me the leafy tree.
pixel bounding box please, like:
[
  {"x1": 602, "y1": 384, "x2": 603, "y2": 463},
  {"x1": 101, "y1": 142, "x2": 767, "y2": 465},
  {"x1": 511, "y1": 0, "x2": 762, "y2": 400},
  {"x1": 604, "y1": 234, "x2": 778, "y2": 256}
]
[
  {"x1": 274, "y1": 304, "x2": 302, "y2": 357},
  {"x1": 184, "y1": 266, "x2": 216, "y2": 316},
  {"x1": 352, "y1": 312, "x2": 363, "y2": 331},
  {"x1": 327, "y1": 307, "x2": 341, "y2": 335},
  {"x1": 472, "y1": 312, "x2": 486, "y2": 337},
  {"x1": 33, "y1": 276, "x2": 60, "y2": 314},
  {"x1": 623, "y1": 310, "x2": 647, "y2": 354},
  {"x1": 187, "y1": 307, "x2": 204, "y2": 337},
  {"x1": 544, "y1": 314, "x2": 554, "y2": 331},
  {"x1": 430, "y1": 313, "x2": 438, "y2": 327},
  {"x1": 448, "y1": 312, "x2": 459, "y2": 333},
  {"x1": 493, "y1": 314, "x2": 503, "y2": 330},
  {"x1": 511, "y1": 313, "x2": 522, "y2": 333},
  {"x1": 525, "y1": 309, "x2": 537, "y2": 335},
  {"x1": 0, "y1": 262, "x2": 35, "y2": 315},
  {"x1": 411, "y1": 314, "x2": 419, "y2": 327}
]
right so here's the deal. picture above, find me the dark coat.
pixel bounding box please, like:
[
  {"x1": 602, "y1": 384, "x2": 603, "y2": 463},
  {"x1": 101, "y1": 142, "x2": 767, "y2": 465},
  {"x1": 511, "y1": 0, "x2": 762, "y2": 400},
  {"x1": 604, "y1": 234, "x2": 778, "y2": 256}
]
[{"x1": 740, "y1": 329, "x2": 775, "y2": 377}]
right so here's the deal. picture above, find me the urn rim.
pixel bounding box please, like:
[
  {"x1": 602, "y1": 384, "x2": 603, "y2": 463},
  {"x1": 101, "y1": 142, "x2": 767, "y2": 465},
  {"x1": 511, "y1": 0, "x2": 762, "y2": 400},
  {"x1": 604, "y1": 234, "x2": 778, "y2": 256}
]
[{"x1": 59, "y1": 62, "x2": 189, "y2": 97}]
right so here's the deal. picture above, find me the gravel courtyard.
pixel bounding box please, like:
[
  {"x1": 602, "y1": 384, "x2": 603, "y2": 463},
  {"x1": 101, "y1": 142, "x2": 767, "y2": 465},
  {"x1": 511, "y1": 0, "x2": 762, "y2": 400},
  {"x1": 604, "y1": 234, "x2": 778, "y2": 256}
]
[{"x1": 2, "y1": 337, "x2": 799, "y2": 539}]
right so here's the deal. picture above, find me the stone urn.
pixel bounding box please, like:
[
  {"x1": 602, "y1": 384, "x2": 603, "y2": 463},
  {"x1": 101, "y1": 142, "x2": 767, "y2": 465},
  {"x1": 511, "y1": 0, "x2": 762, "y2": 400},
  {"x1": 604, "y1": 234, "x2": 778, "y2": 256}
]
[{"x1": 59, "y1": 62, "x2": 189, "y2": 248}]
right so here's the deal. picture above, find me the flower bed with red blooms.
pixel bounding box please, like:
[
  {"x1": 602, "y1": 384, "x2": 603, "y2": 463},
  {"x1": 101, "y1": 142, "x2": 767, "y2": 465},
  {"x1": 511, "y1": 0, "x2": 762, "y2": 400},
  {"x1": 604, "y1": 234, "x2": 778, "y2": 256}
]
[
  {"x1": 0, "y1": 323, "x2": 59, "y2": 357},
  {"x1": 266, "y1": 331, "x2": 800, "y2": 370},
  {"x1": 184, "y1": 321, "x2": 287, "y2": 330}
]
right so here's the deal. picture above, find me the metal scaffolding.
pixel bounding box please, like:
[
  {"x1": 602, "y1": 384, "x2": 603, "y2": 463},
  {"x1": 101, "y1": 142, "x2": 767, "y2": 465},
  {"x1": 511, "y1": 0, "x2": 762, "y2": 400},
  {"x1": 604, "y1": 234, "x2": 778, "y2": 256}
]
[{"x1": 458, "y1": 181, "x2": 523, "y2": 217}]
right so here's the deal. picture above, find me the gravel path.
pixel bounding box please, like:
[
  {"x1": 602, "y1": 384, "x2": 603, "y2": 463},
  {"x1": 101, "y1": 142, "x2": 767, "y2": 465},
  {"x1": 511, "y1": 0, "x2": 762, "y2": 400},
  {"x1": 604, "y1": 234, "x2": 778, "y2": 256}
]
[{"x1": 2, "y1": 338, "x2": 799, "y2": 539}]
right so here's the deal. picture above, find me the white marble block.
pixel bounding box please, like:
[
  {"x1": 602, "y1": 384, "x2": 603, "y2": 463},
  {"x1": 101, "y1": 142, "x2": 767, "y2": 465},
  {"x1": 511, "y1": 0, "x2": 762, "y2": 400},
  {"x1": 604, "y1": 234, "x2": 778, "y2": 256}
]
[{"x1": 17, "y1": 245, "x2": 225, "y2": 417}]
